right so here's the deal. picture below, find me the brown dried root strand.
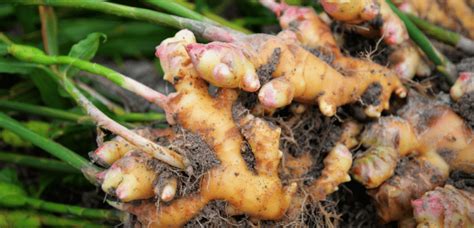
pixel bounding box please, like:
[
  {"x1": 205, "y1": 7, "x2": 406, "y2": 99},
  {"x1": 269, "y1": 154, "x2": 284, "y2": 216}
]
[
  {"x1": 264, "y1": 1, "x2": 429, "y2": 81},
  {"x1": 282, "y1": 120, "x2": 359, "y2": 222},
  {"x1": 395, "y1": 0, "x2": 474, "y2": 39},
  {"x1": 107, "y1": 30, "x2": 298, "y2": 226},
  {"x1": 411, "y1": 185, "x2": 474, "y2": 227}
]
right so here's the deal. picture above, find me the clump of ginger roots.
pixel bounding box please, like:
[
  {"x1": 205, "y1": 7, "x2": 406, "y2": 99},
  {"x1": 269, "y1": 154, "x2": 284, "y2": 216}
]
[
  {"x1": 91, "y1": 29, "x2": 370, "y2": 226},
  {"x1": 316, "y1": 0, "x2": 431, "y2": 79},
  {"x1": 352, "y1": 92, "x2": 474, "y2": 223}
]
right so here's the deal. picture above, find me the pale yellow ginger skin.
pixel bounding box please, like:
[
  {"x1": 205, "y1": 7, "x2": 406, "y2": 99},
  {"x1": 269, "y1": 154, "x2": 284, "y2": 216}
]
[
  {"x1": 412, "y1": 185, "x2": 474, "y2": 228},
  {"x1": 99, "y1": 153, "x2": 156, "y2": 202},
  {"x1": 396, "y1": 0, "x2": 474, "y2": 39},
  {"x1": 269, "y1": 1, "x2": 428, "y2": 81},
  {"x1": 389, "y1": 44, "x2": 431, "y2": 80},
  {"x1": 109, "y1": 30, "x2": 298, "y2": 226},
  {"x1": 352, "y1": 146, "x2": 399, "y2": 189},
  {"x1": 184, "y1": 8, "x2": 405, "y2": 117},
  {"x1": 243, "y1": 35, "x2": 405, "y2": 117},
  {"x1": 186, "y1": 42, "x2": 260, "y2": 92},
  {"x1": 91, "y1": 128, "x2": 166, "y2": 166},
  {"x1": 308, "y1": 143, "x2": 352, "y2": 200},
  {"x1": 370, "y1": 151, "x2": 449, "y2": 222},
  {"x1": 260, "y1": 1, "x2": 413, "y2": 110},
  {"x1": 321, "y1": 0, "x2": 408, "y2": 45},
  {"x1": 356, "y1": 95, "x2": 474, "y2": 222},
  {"x1": 450, "y1": 72, "x2": 474, "y2": 101},
  {"x1": 320, "y1": 0, "x2": 379, "y2": 24}
]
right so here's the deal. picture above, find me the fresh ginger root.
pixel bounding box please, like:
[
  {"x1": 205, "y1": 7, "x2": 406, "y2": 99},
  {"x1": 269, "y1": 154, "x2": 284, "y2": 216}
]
[
  {"x1": 102, "y1": 30, "x2": 299, "y2": 226},
  {"x1": 395, "y1": 0, "x2": 474, "y2": 39},
  {"x1": 316, "y1": 0, "x2": 432, "y2": 79},
  {"x1": 411, "y1": 185, "x2": 474, "y2": 227},
  {"x1": 186, "y1": 31, "x2": 405, "y2": 117},
  {"x1": 98, "y1": 152, "x2": 156, "y2": 202},
  {"x1": 353, "y1": 93, "x2": 474, "y2": 222},
  {"x1": 90, "y1": 128, "x2": 169, "y2": 166},
  {"x1": 261, "y1": 0, "x2": 424, "y2": 87},
  {"x1": 451, "y1": 72, "x2": 474, "y2": 101},
  {"x1": 321, "y1": 0, "x2": 408, "y2": 45},
  {"x1": 92, "y1": 29, "x2": 370, "y2": 226}
]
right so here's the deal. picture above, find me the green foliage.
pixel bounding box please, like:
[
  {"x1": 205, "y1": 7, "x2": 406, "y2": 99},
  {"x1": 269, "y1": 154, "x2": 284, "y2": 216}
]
[
  {"x1": 0, "y1": 182, "x2": 27, "y2": 207},
  {"x1": 1, "y1": 120, "x2": 50, "y2": 148},
  {"x1": 59, "y1": 32, "x2": 106, "y2": 77},
  {"x1": 0, "y1": 210, "x2": 41, "y2": 228}
]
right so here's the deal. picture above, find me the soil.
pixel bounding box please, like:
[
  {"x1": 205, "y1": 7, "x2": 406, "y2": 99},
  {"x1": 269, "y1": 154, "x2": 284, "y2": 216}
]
[
  {"x1": 452, "y1": 92, "x2": 474, "y2": 129},
  {"x1": 152, "y1": 126, "x2": 220, "y2": 196},
  {"x1": 361, "y1": 82, "x2": 382, "y2": 106},
  {"x1": 256, "y1": 48, "x2": 281, "y2": 85},
  {"x1": 447, "y1": 171, "x2": 474, "y2": 192}
]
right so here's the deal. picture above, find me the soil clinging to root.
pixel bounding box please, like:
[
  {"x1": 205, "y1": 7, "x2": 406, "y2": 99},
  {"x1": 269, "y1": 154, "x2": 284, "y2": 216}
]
[{"x1": 451, "y1": 92, "x2": 474, "y2": 129}]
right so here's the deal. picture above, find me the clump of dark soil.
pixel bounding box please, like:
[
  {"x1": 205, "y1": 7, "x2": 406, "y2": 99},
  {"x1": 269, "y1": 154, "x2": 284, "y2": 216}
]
[
  {"x1": 447, "y1": 171, "x2": 474, "y2": 192},
  {"x1": 269, "y1": 105, "x2": 342, "y2": 184},
  {"x1": 361, "y1": 82, "x2": 382, "y2": 106},
  {"x1": 152, "y1": 126, "x2": 220, "y2": 196},
  {"x1": 256, "y1": 47, "x2": 281, "y2": 85},
  {"x1": 451, "y1": 92, "x2": 474, "y2": 129}
]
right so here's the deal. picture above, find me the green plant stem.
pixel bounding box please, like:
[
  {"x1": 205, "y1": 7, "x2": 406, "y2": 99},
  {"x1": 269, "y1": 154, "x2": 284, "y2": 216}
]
[
  {"x1": 118, "y1": 112, "x2": 165, "y2": 122},
  {"x1": 0, "y1": 152, "x2": 78, "y2": 173},
  {"x1": 0, "y1": 112, "x2": 101, "y2": 181},
  {"x1": 147, "y1": 0, "x2": 252, "y2": 34},
  {"x1": 145, "y1": 0, "x2": 208, "y2": 22},
  {"x1": 405, "y1": 13, "x2": 474, "y2": 55},
  {"x1": 38, "y1": 6, "x2": 58, "y2": 56},
  {"x1": 24, "y1": 198, "x2": 123, "y2": 220},
  {"x1": 5, "y1": 50, "x2": 187, "y2": 169},
  {"x1": 0, "y1": 210, "x2": 106, "y2": 227},
  {"x1": 0, "y1": 100, "x2": 93, "y2": 123},
  {"x1": 8, "y1": 44, "x2": 170, "y2": 111},
  {"x1": 38, "y1": 214, "x2": 106, "y2": 227},
  {"x1": 76, "y1": 81, "x2": 126, "y2": 116},
  {"x1": 386, "y1": 0, "x2": 456, "y2": 84},
  {"x1": 5, "y1": 0, "x2": 244, "y2": 42}
]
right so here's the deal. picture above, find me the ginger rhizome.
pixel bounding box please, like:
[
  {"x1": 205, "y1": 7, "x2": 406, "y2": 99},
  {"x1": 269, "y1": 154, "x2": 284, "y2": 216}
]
[
  {"x1": 315, "y1": 0, "x2": 432, "y2": 80},
  {"x1": 394, "y1": 0, "x2": 474, "y2": 40},
  {"x1": 411, "y1": 185, "x2": 474, "y2": 227},
  {"x1": 92, "y1": 28, "x2": 374, "y2": 226},
  {"x1": 352, "y1": 93, "x2": 474, "y2": 222},
  {"x1": 100, "y1": 30, "x2": 298, "y2": 226},
  {"x1": 260, "y1": 0, "x2": 425, "y2": 88},
  {"x1": 184, "y1": 3, "x2": 406, "y2": 117}
]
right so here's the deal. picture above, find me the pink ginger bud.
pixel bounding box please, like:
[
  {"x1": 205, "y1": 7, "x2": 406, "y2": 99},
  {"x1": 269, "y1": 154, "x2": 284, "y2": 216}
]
[{"x1": 186, "y1": 42, "x2": 260, "y2": 92}]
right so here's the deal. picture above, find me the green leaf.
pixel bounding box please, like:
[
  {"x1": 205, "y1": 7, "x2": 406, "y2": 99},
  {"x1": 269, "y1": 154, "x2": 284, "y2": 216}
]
[
  {"x1": 0, "y1": 58, "x2": 36, "y2": 74},
  {"x1": 0, "y1": 43, "x2": 7, "y2": 56},
  {"x1": 0, "y1": 182, "x2": 27, "y2": 207},
  {"x1": 0, "y1": 5, "x2": 14, "y2": 18},
  {"x1": 30, "y1": 68, "x2": 69, "y2": 108},
  {"x1": 1, "y1": 120, "x2": 51, "y2": 148},
  {"x1": 0, "y1": 168, "x2": 21, "y2": 185},
  {"x1": 0, "y1": 211, "x2": 41, "y2": 228},
  {"x1": 0, "y1": 58, "x2": 69, "y2": 107},
  {"x1": 59, "y1": 32, "x2": 106, "y2": 77}
]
